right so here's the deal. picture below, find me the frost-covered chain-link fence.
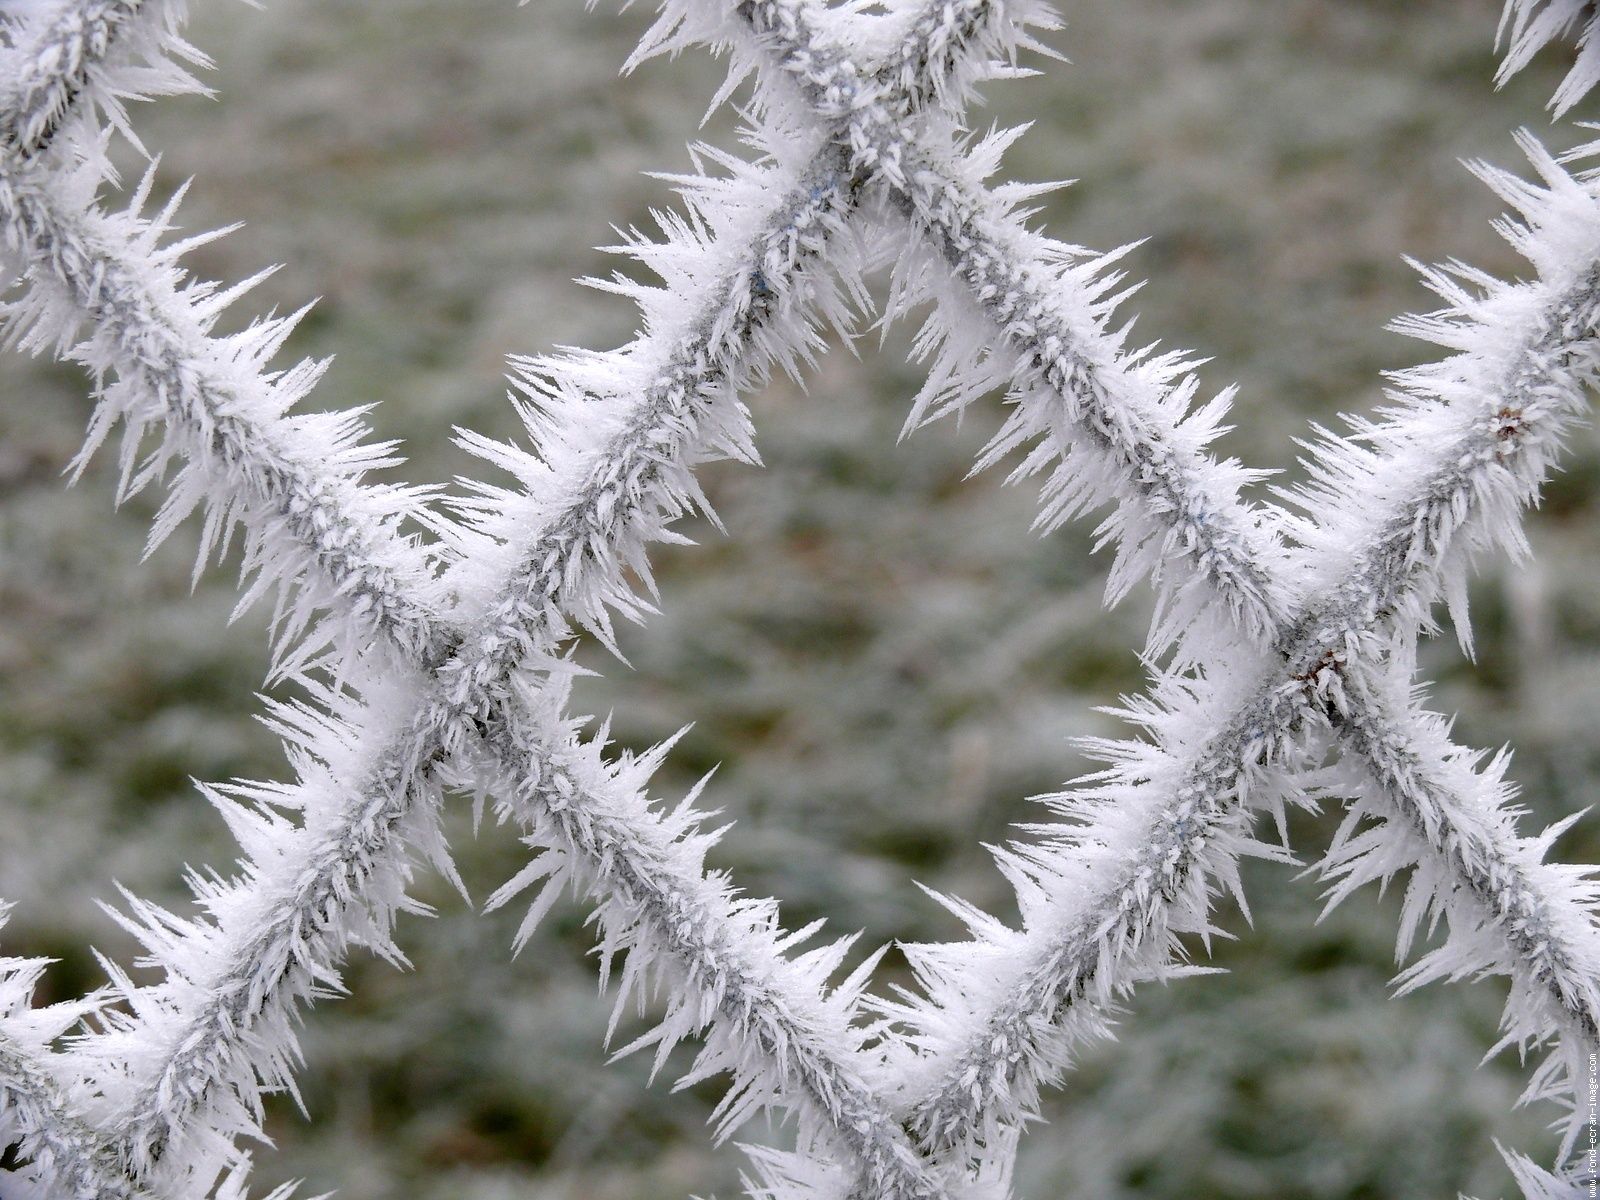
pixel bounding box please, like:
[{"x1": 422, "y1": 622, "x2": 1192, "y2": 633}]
[{"x1": 2, "y1": 0, "x2": 1600, "y2": 1196}]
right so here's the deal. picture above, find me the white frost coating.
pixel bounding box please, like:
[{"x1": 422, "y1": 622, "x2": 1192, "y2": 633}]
[
  {"x1": 892, "y1": 126, "x2": 1600, "y2": 1200},
  {"x1": 0, "y1": 3, "x2": 968, "y2": 1196},
  {"x1": 887, "y1": 101, "x2": 1600, "y2": 1200},
  {"x1": 476, "y1": 679, "x2": 956, "y2": 1200},
  {"x1": 1499, "y1": 0, "x2": 1600, "y2": 115},
  {"x1": 0, "y1": 157, "x2": 452, "y2": 678},
  {"x1": 1290, "y1": 135, "x2": 1600, "y2": 1174},
  {"x1": 710, "y1": 0, "x2": 1296, "y2": 653},
  {"x1": 692, "y1": 0, "x2": 1600, "y2": 1190},
  {"x1": 0, "y1": 7, "x2": 447, "y2": 1194},
  {"x1": 0, "y1": 907, "x2": 138, "y2": 1200},
  {"x1": 0, "y1": 0, "x2": 207, "y2": 159},
  {"x1": 5, "y1": 0, "x2": 1600, "y2": 1197},
  {"x1": 1497, "y1": 1142, "x2": 1600, "y2": 1199},
  {"x1": 412, "y1": 126, "x2": 954, "y2": 1200}
]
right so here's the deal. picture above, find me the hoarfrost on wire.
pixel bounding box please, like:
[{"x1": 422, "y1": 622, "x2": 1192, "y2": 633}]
[{"x1": 1, "y1": 0, "x2": 1600, "y2": 1196}]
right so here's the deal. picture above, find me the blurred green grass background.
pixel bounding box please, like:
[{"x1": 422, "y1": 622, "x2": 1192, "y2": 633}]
[{"x1": 4, "y1": 1, "x2": 1600, "y2": 1196}]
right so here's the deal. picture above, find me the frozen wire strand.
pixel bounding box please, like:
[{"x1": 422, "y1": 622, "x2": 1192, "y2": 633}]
[
  {"x1": 482, "y1": 718, "x2": 954, "y2": 1200},
  {"x1": 941, "y1": 121, "x2": 1600, "y2": 1195},
  {"x1": 381, "y1": 118, "x2": 951, "y2": 1200},
  {"x1": 3, "y1": 2, "x2": 1574, "y2": 1196},
  {"x1": 0, "y1": 9, "x2": 449, "y2": 1192},
  {"x1": 730, "y1": 0, "x2": 1293, "y2": 648},
  {"x1": 0, "y1": 1037, "x2": 147, "y2": 1200},
  {"x1": 3, "y1": 0, "x2": 1600, "y2": 1196},
  {"x1": 6, "y1": 0, "x2": 1587, "y2": 1196},
  {"x1": 106, "y1": 168, "x2": 914, "y2": 1193},
  {"x1": 888, "y1": 231, "x2": 1600, "y2": 1164},
  {"x1": 0, "y1": 0, "x2": 1018, "y2": 1191},
  {"x1": 0, "y1": 159, "x2": 452, "y2": 671},
  {"x1": 0, "y1": 21, "x2": 952, "y2": 1192},
  {"x1": 899, "y1": 103, "x2": 1600, "y2": 1185},
  {"x1": 0, "y1": 18, "x2": 1058, "y2": 1190},
  {"x1": 0, "y1": 0, "x2": 206, "y2": 163},
  {"x1": 0, "y1": 904, "x2": 131, "y2": 1199},
  {"x1": 718, "y1": 0, "x2": 1600, "y2": 1175},
  {"x1": 0, "y1": 0, "x2": 141, "y2": 156},
  {"x1": 1332, "y1": 671, "x2": 1600, "y2": 1099},
  {"x1": 0, "y1": 27, "x2": 444, "y2": 1200}
]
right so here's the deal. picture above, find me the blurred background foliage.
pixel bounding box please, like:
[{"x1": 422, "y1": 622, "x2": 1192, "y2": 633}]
[{"x1": 3, "y1": 0, "x2": 1600, "y2": 1196}]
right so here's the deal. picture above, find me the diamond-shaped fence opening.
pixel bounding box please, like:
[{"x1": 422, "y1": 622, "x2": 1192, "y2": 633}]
[{"x1": 3, "y1": 2, "x2": 1600, "y2": 1198}]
